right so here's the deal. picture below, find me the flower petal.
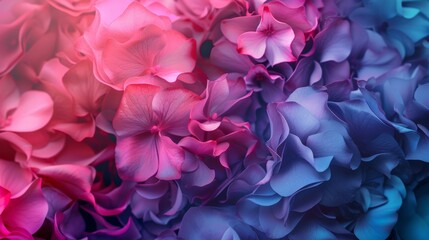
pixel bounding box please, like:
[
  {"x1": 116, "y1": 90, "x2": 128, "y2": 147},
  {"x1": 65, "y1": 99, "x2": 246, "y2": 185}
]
[
  {"x1": 2, "y1": 91, "x2": 54, "y2": 132},
  {"x1": 0, "y1": 159, "x2": 32, "y2": 196},
  {"x1": 316, "y1": 19, "x2": 352, "y2": 63},
  {"x1": 155, "y1": 135, "x2": 185, "y2": 180},
  {"x1": 237, "y1": 31, "x2": 267, "y2": 59},
  {"x1": 265, "y1": 28, "x2": 296, "y2": 65},
  {"x1": 113, "y1": 84, "x2": 160, "y2": 137},
  {"x1": 221, "y1": 16, "x2": 260, "y2": 43},
  {"x1": 115, "y1": 134, "x2": 158, "y2": 182},
  {"x1": 155, "y1": 30, "x2": 196, "y2": 82},
  {"x1": 101, "y1": 26, "x2": 166, "y2": 89},
  {"x1": 2, "y1": 179, "x2": 48, "y2": 234},
  {"x1": 152, "y1": 88, "x2": 199, "y2": 136},
  {"x1": 36, "y1": 164, "x2": 95, "y2": 201}
]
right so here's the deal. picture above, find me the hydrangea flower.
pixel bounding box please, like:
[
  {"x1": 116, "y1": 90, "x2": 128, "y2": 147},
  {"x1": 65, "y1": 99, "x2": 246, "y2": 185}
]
[{"x1": 113, "y1": 85, "x2": 199, "y2": 181}]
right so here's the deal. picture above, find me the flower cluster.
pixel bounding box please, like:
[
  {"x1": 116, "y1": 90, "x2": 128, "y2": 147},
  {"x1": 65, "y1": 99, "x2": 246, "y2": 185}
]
[{"x1": 1, "y1": 0, "x2": 429, "y2": 239}]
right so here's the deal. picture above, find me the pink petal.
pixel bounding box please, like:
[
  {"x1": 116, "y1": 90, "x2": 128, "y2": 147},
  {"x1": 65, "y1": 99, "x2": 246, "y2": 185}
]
[
  {"x1": 115, "y1": 134, "x2": 159, "y2": 182},
  {"x1": 152, "y1": 88, "x2": 199, "y2": 136},
  {"x1": 179, "y1": 137, "x2": 229, "y2": 157},
  {"x1": 141, "y1": 1, "x2": 179, "y2": 23},
  {"x1": 1, "y1": 229, "x2": 34, "y2": 239},
  {"x1": 47, "y1": 0, "x2": 95, "y2": 16},
  {"x1": 20, "y1": 27, "x2": 58, "y2": 73},
  {"x1": 36, "y1": 165, "x2": 95, "y2": 201},
  {"x1": 156, "y1": 30, "x2": 196, "y2": 82},
  {"x1": 265, "y1": 28, "x2": 296, "y2": 65},
  {"x1": 209, "y1": 39, "x2": 255, "y2": 75},
  {"x1": 0, "y1": 186, "x2": 11, "y2": 215},
  {"x1": 37, "y1": 60, "x2": 74, "y2": 122},
  {"x1": 2, "y1": 179, "x2": 48, "y2": 234},
  {"x1": 101, "y1": 26, "x2": 166, "y2": 88},
  {"x1": 107, "y1": 2, "x2": 171, "y2": 38},
  {"x1": 257, "y1": 6, "x2": 290, "y2": 32},
  {"x1": 53, "y1": 118, "x2": 96, "y2": 142},
  {"x1": 155, "y1": 135, "x2": 185, "y2": 180},
  {"x1": 113, "y1": 84, "x2": 160, "y2": 137},
  {"x1": 91, "y1": 181, "x2": 135, "y2": 216},
  {"x1": 203, "y1": 75, "x2": 251, "y2": 117},
  {"x1": 265, "y1": 1, "x2": 318, "y2": 32},
  {"x1": 257, "y1": 6, "x2": 296, "y2": 65},
  {"x1": 280, "y1": 0, "x2": 305, "y2": 8},
  {"x1": 29, "y1": 140, "x2": 96, "y2": 168},
  {"x1": 290, "y1": 30, "x2": 306, "y2": 57},
  {"x1": 38, "y1": 58, "x2": 69, "y2": 88},
  {"x1": 0, "y1": 160, "x2": 32, "y2": 197},
  {"x1": 221, "y1": 16, "x2": 260, "y2": 43},
  {"x1": 95, "y1": 90, "x2": 122, "y2": 134},
  {"x1": 0, "y1": 19, "x2": 25, "y2": 76},
  {"x1": 2, "y1": 91, "x2": 54, "y2": 132},
  {"x1": 197, "y1": 120, "x2": 222, "y2": 131},
  {"x1": 204, "y1": 76, "x2": 229, "y2": 113},
  {"x1": 179, "y1": 137, "x2": 218, "y2": 156},
  {"x1": 237, "y1": 31, "x2": 267, "y2": 59},
  {"x1": 0, "y1": 132, "x2": 32, "y2": 160},
  {"x1": 123, "y1": 75, "x2": 174, "y2": 89},
  {"x1": 0, "y1": 75, "x2": 19, "y2": 120},
  {"x1": 95, "y1": 0, "x2": 134, "y2": 26},
  {"x1": 0, "y1": 220, "x2": 9, "y2": 236},
  {"x1": 214, "y1": 142, "x2": 230, "y2": 156},
  {"x1": 31, "y1": 134, "x2": 66, "y2": 159},
  {"x1": 63, "y1": 60, "x2": 108, "y2": 116},
  {"x1": 209, "y1": 0, "x2": 232, "y2": 8},
  {"x1": 0, "y1": 1, "x2": 20, "y2": 24},
  {"x1": 179, "y1": 0, "x2": 210, "y2": 17}
]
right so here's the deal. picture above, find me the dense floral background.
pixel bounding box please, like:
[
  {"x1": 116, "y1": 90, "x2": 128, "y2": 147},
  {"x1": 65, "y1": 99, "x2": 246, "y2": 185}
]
[{"x1": 1, "y1": 0, "x2": 429, "y2": 239}]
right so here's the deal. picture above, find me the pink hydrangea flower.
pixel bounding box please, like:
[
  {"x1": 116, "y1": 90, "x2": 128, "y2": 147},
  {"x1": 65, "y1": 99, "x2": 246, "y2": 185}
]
[
  {"x1": 80, "y1": 2, "x2": 196, "y2": 90},
  {"x1": 101, "y1": 25, "x2": 196, "y2": 87},
  {"x1": 237, "y1": 6, "x2": 296, "y2": 65}
]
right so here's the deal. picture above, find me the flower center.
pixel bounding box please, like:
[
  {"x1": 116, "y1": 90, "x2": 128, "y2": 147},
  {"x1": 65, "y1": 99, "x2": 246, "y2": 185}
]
[
  {"x1": 144, "y1": 65, "x2": 161, "y2": 75},
  {"x1": 210, "y1": 113, "x2": 218, "y2": 120},
  {"x1": 262, "y1": 25, "x2": 275, "y2": 36},
  {"x1": 150, "y1": 125, "x2": 160, "y2": 134}
]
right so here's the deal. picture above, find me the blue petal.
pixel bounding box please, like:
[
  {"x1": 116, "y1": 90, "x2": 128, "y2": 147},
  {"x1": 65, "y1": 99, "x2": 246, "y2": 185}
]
[{"x1": 354, "y1": 181, "x2": 404, "y2": 240}]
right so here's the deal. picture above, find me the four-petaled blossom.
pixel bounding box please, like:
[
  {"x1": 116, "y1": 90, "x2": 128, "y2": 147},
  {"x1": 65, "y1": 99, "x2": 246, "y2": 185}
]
[
  {"x1": 113, "y1": 84, "x2": 199, "y2": 182},
  {"x1": 238, "y1": 6, "x2": 296, "y2": 65}
]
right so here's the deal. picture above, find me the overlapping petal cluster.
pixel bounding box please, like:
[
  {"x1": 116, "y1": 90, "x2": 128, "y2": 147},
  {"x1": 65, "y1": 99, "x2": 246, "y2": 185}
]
[{"x1": 1, "y1": 0, "x2": 429, "y2": 239}]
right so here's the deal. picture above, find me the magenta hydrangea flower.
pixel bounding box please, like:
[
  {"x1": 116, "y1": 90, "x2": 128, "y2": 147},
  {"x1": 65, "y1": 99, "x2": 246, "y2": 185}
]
[
  {"x1": 237, "y1": 6, "x2": 296, "y2": 65},
  {"x1": 113, "y1": 84, "x2": 199, "y2": 181}
]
